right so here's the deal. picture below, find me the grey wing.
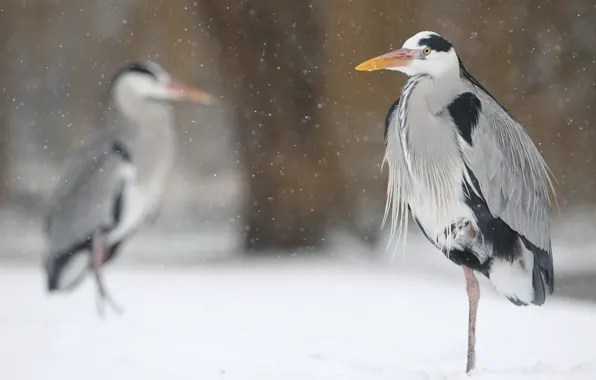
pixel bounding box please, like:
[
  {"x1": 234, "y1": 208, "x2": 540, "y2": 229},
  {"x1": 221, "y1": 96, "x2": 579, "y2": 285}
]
[
  {"x1": 44, "y1": 128, "x2": 132, "y2": 256},
  {"x1": 458, "y1": 84, "x2": 555, "y2": 252}
]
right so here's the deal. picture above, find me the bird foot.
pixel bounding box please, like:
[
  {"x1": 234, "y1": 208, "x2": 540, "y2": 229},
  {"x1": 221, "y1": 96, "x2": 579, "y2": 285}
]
[
  {"x1": 91, "y1": 235, "x2": 124, "y2": 318},
  {"x1": 94, "y1": 269, "x2": 124, "y2": 318},
  {"x1": 443, "y1": 219, "x2": 476, "y2": 242},
  {"x1": 95, "y1": 294, "x2": 124, "y2": 318}
]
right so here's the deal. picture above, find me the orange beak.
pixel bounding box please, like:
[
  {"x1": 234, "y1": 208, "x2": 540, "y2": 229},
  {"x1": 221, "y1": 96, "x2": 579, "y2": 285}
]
[
  {"x1": 355, "y1": 48, "x2": 420, "y2": 71},
  {"x1": 168, "y1": 80, "x2": 215, "y2": 105}
]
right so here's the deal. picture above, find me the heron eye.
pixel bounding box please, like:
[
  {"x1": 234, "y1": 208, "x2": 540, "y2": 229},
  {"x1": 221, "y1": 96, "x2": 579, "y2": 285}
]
[{"x1": 423, "y1": 47, "x2": 431, "y2": 55}]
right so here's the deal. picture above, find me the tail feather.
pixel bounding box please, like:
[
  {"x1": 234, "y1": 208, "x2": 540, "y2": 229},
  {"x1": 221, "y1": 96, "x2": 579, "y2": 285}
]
[
  {"x1": 489, "y1": 256, "x2": 534, "y2": 306},
  {"x1": 489, "y1": 236, "x2": 554, "y2": 307},
  {"x1": 531, "y1": 263, "x2": 546, "y2": 306},
  {"x1": 45, "y1": 239, "x2": 90, "y2": 292},
  {"x1": 520, "y1": 235, "x2": 555, "y2": 295}
]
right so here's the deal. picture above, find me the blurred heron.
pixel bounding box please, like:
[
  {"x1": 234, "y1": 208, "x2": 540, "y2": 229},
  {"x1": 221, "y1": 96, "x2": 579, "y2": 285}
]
[
  {"x1": 356, "y1": 31, "x2": 555, "y2": 372},
  {"x1": 43, "y1": 60, "x2": 213, "y2": 315}
]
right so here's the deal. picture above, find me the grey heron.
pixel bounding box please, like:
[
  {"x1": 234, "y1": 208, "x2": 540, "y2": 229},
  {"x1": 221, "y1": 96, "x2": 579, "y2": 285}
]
[
  {"x1": 43, "y1": 60, "x2": 213, "y2": 315},
  {"x1": 355, "y1": 31, "x2": 555, "y2": 373}
]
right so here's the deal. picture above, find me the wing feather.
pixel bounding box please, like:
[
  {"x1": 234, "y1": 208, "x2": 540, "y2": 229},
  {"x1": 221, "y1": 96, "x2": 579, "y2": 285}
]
[
  {"x1": 44, "y1": 127, "x2": 132, "y2": 257},
  {"x1": 458, "y1": 82, "x2": 555, "y2": 252},
  {"x1": 381, "y1": 97, "x2": 412, "y2": 250}
]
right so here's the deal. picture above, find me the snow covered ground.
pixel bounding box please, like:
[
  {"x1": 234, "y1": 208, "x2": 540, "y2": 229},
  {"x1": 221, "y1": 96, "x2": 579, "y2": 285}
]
[{"x1": 1, "y1": 258, "x2": 595, "y2": 380}]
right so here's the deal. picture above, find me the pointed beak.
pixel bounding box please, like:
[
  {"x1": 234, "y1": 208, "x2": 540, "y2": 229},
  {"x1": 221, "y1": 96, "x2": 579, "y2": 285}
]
[
  {"x1": 167, "y1": 80, "x2": 215, "y2": 105},
  {"x1": 355, "y1": 48, "x2": 420, "y2": 71}
]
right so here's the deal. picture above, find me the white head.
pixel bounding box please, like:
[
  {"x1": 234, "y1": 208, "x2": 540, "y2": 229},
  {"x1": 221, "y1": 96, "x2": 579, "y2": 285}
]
[
  {"x1": 355, "y1": 31, "x2": 459, "y2": 78},
  {"x1": 110, "y1": 60, "x2": 214, "y2": 120}
]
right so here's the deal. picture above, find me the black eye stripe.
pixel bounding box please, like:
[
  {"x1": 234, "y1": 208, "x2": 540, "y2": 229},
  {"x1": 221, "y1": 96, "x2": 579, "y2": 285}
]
[{"x1": 418, "y1": 34, "x2": 453, "y2": 53}]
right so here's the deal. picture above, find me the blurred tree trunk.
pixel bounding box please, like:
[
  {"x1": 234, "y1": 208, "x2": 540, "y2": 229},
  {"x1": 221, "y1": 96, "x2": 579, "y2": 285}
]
[
  {"x1": 194, "y1": 0, "x2": 342, "y2": 252},
  {"x1": 0, "y1": 3, "x2": 14, "y2": 204}
]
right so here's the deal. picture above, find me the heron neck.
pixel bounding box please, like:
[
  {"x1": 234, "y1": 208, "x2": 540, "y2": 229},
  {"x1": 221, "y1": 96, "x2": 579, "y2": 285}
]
[
  {"x1": 427, "y1": 68, "x2": 462, "y2": 113},
  {"x1": 121, "y1": 103, "x2": 177, "y2": 192}
]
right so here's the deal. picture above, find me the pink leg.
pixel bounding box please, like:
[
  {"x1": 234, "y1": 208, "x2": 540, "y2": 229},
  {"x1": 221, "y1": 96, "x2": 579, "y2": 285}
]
[
  {"x1": 91, "y1": 242, "x2": 108, "y2": 298},
  {"x1": 463, "y1": 265, "x2": 480, "y2": 373},
  {"x1": 92, "y1": 240, "x2": 106, "y2": 271},
  {"x1": 91, "y1": 233, "x2": 123, "y2": 316}
]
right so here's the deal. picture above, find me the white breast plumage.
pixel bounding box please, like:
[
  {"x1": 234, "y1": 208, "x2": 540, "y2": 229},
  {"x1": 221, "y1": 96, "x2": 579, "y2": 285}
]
[
  {"x1": 394, "y1": 75, "x2": 478, "y2": 251},
  {"x1": 402, "y1": 139, "x2": 476, "y2": 251},
  {"x1": 408, "y1": 178, "x2": 476, "y2": 251},
  {"x1": 106, "y1": 163, "x2": 157, "y2": 245}
]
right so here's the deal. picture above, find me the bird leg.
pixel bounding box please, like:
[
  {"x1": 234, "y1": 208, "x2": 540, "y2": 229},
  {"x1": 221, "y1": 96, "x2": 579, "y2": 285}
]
[
  {"x1": 91, "y1": 232, "x2": 123, "y2": 317},
  {"x1": 463, "y1": 265, "x2": 480, "y2": 373}
]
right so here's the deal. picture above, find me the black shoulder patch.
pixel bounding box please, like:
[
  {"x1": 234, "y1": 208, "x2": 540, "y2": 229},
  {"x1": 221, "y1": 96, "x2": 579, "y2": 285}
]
[
  {"x1": 112, "y1": 141, "x2": 132, "y2": 162},
  {"x1": 419, "y1": 34, "x2": 453, "y2": 52},
  {"x1": 448, "y1": 92, "x2": 481, "y2": 145},
  {"x1": 384, "y1": 97, "x2": 401, "y2": 144}
]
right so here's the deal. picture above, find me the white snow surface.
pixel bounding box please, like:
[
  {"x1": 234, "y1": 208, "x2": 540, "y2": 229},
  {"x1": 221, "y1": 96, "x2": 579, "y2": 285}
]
[{"x1": 1, "y1": 259, "x2": 595, "y2": 380}]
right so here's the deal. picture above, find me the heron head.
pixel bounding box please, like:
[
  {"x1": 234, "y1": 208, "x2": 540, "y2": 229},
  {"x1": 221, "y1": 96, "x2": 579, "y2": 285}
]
[
  {"x1": 110, "y1": 60, "x2": 214, "y2": 107},
  {"x1": 355, "y1": 31, "x2": 458, "y2": 78}
]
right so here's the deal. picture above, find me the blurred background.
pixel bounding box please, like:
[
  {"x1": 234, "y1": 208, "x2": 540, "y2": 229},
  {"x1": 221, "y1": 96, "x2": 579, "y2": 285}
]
[
  {"x1": 2, "y1": 1, "x2": 596, "y2": 378},
  {"x1": 1, "y1": 0, "x2": 595, "y2": 279}
]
